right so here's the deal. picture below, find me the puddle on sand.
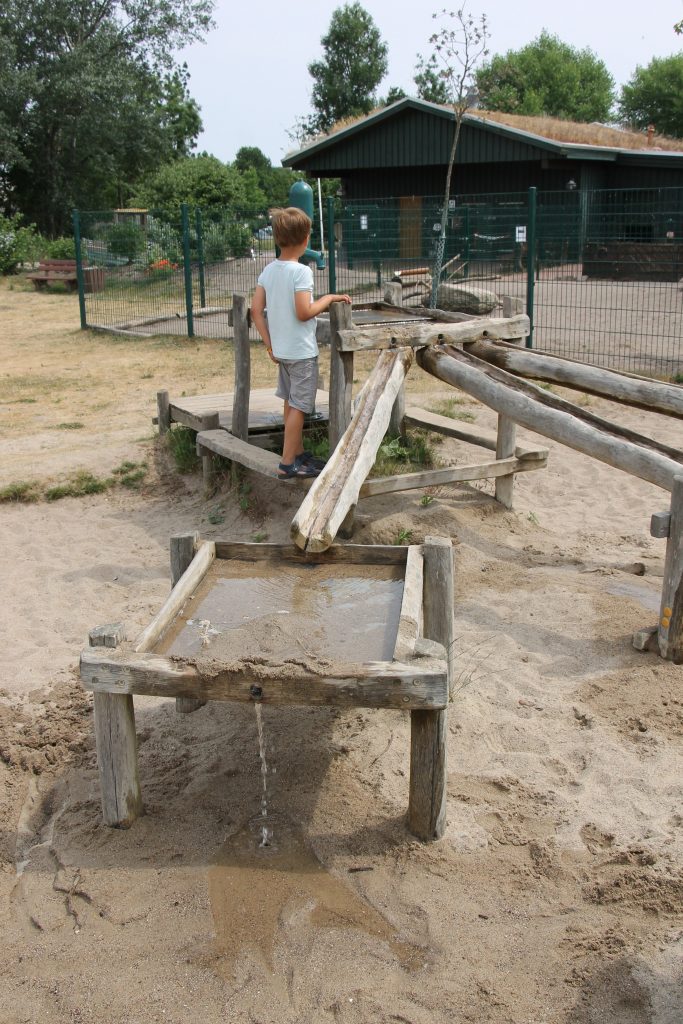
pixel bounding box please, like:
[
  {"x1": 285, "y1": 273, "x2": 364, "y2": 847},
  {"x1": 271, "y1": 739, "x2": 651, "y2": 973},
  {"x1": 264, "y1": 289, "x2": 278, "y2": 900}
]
[
  {"x1": 207, "y1": 814, "x2": 426, "y2": 978},
  {"x1": 605, "y1": 578, "x2": 661, "y2": 614}
]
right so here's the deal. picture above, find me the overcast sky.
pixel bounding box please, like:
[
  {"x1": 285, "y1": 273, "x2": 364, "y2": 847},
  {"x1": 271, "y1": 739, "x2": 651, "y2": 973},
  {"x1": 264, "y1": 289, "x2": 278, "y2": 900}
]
[{"x1": 179, "y1": 0, "x2": 683, "y2": 165}]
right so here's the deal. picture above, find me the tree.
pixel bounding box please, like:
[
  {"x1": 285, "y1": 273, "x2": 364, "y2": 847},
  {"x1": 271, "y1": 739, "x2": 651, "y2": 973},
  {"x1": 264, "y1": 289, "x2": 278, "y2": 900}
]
[
  {"x1": 233, "y1": 146, "x2": 302, "y2": 207},
  {"x1": 414, "y1": 55, "x2": 450, "y2": 104},
  {"x1": 475, "y1": 31, "x2": 615, "y2": 123},
  {"x1": 417, "y1": 7, "x2": 489, "y2": 307},
  {"x1": 0, "y1": 0, "x2": 215, "y2": 234},
  {"x1": 305, "y1": 3, "x2": 388, "y2": 135},
  {"x1": 619, "y1": 55, "x2": 683, "y2": 138},
  {"x1": 382, "y1": 86, "x2": 408, "y2": 106},
  {"x1": 130, "y1": 155, "x2": 247, "y2": 217}
]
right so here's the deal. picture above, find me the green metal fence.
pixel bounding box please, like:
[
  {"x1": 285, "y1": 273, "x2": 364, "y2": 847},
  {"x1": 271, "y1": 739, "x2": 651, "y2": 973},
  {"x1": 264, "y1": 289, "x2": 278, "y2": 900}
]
[{"x1": 76, "y1": 186, "x2": 683, "y2": 377}]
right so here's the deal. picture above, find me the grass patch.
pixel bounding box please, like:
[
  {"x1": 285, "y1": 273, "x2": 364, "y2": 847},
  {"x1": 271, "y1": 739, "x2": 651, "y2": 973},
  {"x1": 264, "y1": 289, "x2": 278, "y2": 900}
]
[
  {"x1": 0, "y1": 480, "x2": 41, "y2": 503},
  {"x1": 207, "y1": 506, "x2": 225, "y2": 525},
  {"x1": 112, "y1": 460, "x2": 148, "y2": 489},
  {"x1": 393, "y1": 528, "x2": 413, "y2": 545},
  {"x1": 167, "y1": 425, "x2": 200, "y2": 473},
  {"x1": 56, "y1": 421, "x2": 84, "y2": 430},
  {"x1": 430, "y1": 397, "x2": 476, "y2": 422},
  {"x1": 45, "y1": 470, "x2": 113, "y2": 501},
  {"x1": 372, "y1": 430, "x2": 435, "y2": 477}
]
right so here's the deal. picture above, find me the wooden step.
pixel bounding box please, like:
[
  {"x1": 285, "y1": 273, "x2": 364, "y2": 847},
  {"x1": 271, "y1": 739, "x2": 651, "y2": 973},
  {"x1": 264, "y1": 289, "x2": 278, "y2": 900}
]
[{"x1": 196, "y1": 429, "x2": 312, "y2": 484}]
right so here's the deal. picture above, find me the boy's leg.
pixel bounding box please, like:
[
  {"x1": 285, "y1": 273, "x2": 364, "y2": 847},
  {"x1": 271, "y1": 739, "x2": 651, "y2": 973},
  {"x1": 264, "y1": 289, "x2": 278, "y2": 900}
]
[{"x1": 282, "y1": 403, "x2": 305, "y2": 467}]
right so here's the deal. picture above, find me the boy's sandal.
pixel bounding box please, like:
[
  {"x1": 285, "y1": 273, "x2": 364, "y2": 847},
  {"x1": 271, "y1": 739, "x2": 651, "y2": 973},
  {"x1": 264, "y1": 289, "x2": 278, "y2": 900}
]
[
  {"x1": 295, "y1": 450, "x2": 327, "y2": 470},
  {"x1": 277, "y1": 461, "x2": 320, "y2": 479}
]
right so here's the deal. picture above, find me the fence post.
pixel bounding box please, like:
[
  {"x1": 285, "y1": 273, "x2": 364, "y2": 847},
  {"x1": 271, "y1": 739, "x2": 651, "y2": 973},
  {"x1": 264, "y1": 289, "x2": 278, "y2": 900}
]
[
  {"x1": 525, "y1": 186, "x2": 537, "y2": 349},
  {"x1": 463, "y1": 205, "x2": 470, "y2": 279},
  {"x1": 327, "y1": 196, "x2": 336, "y2": 294},
  {"x1": 195, "y1": 208, "x2": 206, "y2": 310},
  {"x1": 181, "y1": 203, "x2": 194, "y2": 338},
  {"x1": 72, "y1": 209, "x2": 87, "y2": 330}
]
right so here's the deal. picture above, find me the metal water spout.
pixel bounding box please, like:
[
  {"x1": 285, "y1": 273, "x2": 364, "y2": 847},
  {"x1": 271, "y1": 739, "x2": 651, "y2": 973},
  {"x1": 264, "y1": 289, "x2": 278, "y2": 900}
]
[{"x1": 289, "y1": 181, "x2": 326, "y2": 270}]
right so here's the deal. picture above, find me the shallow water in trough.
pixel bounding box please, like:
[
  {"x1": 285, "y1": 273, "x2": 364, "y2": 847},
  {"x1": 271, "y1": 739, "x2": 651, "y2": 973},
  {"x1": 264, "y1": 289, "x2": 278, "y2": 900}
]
[{"x1": 157, "y1": 560, "x2": 405, "y2": 664}]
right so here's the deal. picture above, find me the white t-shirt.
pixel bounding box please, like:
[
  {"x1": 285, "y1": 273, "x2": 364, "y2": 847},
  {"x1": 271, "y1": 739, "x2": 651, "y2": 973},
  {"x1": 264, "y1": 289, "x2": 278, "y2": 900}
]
[{"x1": 257, "y1": 260, "x2": 318, "y2": 360}]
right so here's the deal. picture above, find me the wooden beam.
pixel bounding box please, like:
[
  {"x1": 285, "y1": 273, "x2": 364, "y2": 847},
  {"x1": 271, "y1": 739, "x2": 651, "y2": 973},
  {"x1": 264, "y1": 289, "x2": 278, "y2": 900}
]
[
  {"x1": 329, "y1": 300, "x2": 355, "y2": 449},
  {"x1": 393, "y1": 545, "x2": 424, "y2": 662},
  {"x1": 358, "y1": 453, "x2": 546, "y2": 498},
  {"x1": 408, "y1": 536, "x2": 453, "y2": 841},
  {"x1": 658, "y1": 475, "x2": 683, "y2": 662},
  {"x1": 87, "y1": 626, "x2": 142, "y2": 828},
  {"x1": 463, "y1": 338, "x2": 683, "y2": 420},
  {"x1": 337, "y1": 314, "x2": 530, "y2": 352},
  {"x1": 213, "y1": 541, "x2": 408, "y2": 565},
  {"x1": 170, "y1": 533, "x2": 205, "y2": 715},
  {"x1": 231, "y1": 293, "x2": 250, "y2": 441},
  {"x1": 495, "y1": 414, "x2": 517, "y2": 509},
  {"x1": 80, "y1": 648, "x2": 449, "y2": 711},
  {"x1": 417, "y1": 346, "x2": 683, "y2": 493},
  {"x1": 157, "y1": 390, "x2": 171, "y2": 434},
  {"x1": 292, "y1": 348, "x2": 413, "y2": 552},
  {"x1": 133, "y1": 540, "x2": 216, "y2": 654}
]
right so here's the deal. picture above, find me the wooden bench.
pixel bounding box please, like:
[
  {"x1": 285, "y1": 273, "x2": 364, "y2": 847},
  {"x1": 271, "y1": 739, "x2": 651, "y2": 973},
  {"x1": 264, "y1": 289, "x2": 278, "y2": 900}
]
[{"x1": 27, "y1": 259, "x2": 79, "y2": 292}]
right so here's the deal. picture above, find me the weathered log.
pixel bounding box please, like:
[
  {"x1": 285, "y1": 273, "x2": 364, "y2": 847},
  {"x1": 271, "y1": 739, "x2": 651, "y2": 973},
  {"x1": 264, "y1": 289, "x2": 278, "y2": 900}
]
[
  {"x1": 170, "y1": 533, "x2": 206, "y2": 714},
  {"x1": 328, "y1": 300, "x2": 355, "y2": 449},
  {"x1": 658, "y1": 476, "x2": 683, "y2": 662},
  {"x1": 133, "y1": 540, "x2": 216, "y2": 654},
  {"x1": 337, "y1": 314, "x2": 530, "y2": 352},
  {"x1": 231, "y1": 293, "x2": 250, "y2": 441},
  {"x1": 80, "y1": 648, "x2": 448, "y2": 711},
  {"x1": 292, "y1": 349, "x2": 413, "y2": 552},
  {"x1": 417, "y1": 346, "x2": 683, "y2": 492},
  {"x1": 88, "y1": 625, "x2": 142, "y2": 828},
  {"x1": 408, "y1": 536, "x2": 453, "y2": 841},
  {"x1": 495, "y1": 414, "x2": 517, "y2": 509},
  {"x1": 464, "y1": 338, "x2": 683, "y2": 420}
]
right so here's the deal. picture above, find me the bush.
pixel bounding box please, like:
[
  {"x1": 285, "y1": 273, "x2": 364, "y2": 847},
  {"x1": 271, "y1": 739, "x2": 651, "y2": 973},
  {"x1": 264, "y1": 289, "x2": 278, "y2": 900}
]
[
  {"x1": 106, "y1": 221, "x2": 146, "y2": 262},
  {"x1": 45, "y1": 236, "x2": 77, "y2": 259},
  {"x1": 0, "y1": 214, "x2": 42, "y2": 274},
  {"x1": 225, "y1": 222, "x2": 254, "y2": 258}
]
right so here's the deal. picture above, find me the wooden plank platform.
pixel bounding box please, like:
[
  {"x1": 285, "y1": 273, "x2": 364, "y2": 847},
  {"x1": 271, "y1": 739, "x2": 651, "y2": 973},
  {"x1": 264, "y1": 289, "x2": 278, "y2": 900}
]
[
  {"x1": 197, "y1": 429, "x2": 284, "y2": 479},
  {"x1": 169, "y1": 387, "x2": 329, "y2": 432}
]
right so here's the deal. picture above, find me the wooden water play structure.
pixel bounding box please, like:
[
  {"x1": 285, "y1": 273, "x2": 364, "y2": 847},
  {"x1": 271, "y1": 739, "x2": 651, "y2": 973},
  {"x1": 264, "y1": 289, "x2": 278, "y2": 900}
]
[{"x1": 81, "y1": 533, "x2": 454, "y2": 841}]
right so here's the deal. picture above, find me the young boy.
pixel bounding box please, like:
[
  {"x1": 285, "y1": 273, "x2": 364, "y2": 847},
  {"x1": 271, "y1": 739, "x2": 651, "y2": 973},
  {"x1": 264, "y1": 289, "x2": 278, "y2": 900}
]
[{"x1": 250, "y1": 207, "x2": 351, "y2": 479}]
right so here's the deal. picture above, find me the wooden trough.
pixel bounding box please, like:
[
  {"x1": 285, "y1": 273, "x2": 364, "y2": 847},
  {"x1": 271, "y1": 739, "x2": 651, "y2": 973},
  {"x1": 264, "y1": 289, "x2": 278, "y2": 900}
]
[{"x1": 80, "y1": 533, "x2": 454, "y2": 841}]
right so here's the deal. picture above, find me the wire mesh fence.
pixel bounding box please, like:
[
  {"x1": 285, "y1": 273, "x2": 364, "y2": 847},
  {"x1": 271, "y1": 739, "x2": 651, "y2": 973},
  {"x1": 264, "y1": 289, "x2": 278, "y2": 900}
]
[{"x1": 76, "y1": 186, "x2": 683, "y2": 378}]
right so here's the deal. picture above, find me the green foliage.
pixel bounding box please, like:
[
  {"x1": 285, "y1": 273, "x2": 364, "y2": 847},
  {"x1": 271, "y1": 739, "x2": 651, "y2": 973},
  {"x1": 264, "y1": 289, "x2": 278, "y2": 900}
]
[
  {"x1": 420, "y1": 494, "x2": 435, "y2": 507},
  {"x1": 167, "y1": 425, "x2": 200, "y2": 473},
  {"x1": 382, "y1": 86, "x2": 408, "y2": 106},
  {"x1": 619, "y1": 55, "x2": 683, "y2": 138},
  {"x1": 44, "y1": 236, "x2": 77, "y2": 259},
  {"x1": 207, "y1": 506, "x2": 225, "y2": 525},
  {"x1": 476, "y1": 32, "x2": 615, "y2": 122},
  {"x1": 132, "y1": 155, "x2": 247, "y2": 219},
  {"x1": 0, "y1": 0, "x2": 214, "y2": 235},
  {"x1": 106, "y1": 222, "x2": 147, "y2": 262},
  {"x1": 0, "y1": 480, "x2": 40, "y2": 502},
  {"x1": 393, "y1": 528, "x2": 413, "y2": 545},
  {"x1": 414, "y1": 56, "x2": 450, "y2": 104},
  {"x1": 431, "y1": 397, "x2": 476, "y2": 422},
  {"x1": 0, "y1": 213, "x2": 42, "y2": 274},
  {"x1": 373, "y1": 431, "x2": 435, "y2": 477},
  {"x1": 45, "y1": 471, "x2": 111, "y2": 501},
  {"x1": 305, "y1": 2, "x2": 389, "y2": 135}
]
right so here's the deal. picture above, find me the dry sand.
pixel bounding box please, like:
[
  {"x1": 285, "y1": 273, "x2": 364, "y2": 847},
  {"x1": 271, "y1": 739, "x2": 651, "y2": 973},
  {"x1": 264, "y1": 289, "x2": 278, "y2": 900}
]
[{"x1": 1, "y1": 284, "x2": 682, "y2": 1024}]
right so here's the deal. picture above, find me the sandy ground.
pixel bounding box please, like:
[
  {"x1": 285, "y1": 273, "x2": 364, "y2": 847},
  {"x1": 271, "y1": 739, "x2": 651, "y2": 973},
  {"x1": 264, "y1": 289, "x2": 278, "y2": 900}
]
[{"x1": 1, "y1": 283, "x2": 682, "y2": 1024}]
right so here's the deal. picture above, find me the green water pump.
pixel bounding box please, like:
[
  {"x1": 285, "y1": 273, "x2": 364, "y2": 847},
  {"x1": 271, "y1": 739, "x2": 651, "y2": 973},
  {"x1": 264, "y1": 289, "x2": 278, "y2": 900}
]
[{"x1": 288, "y1": 181, "x2": 325, "y2": 270}]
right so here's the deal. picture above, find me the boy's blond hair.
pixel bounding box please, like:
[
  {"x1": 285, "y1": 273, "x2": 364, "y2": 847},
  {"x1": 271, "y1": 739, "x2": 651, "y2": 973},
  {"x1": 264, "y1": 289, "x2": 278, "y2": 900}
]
[{"x1": 269, "y1": 207, "x2": 311, "y2": 248}]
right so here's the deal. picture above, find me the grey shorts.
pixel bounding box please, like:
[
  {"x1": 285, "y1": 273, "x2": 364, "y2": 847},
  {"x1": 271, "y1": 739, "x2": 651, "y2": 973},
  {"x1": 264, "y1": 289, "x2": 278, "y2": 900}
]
[{"x1": 275, "y1": 357, "x2": 318, "y2": 414}]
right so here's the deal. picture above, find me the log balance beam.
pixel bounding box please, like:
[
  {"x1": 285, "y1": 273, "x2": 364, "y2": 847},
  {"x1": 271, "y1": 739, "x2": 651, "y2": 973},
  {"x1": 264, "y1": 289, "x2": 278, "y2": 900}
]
[{"x1": 81, "y1": 535, "x2": 453, "y2": 841}]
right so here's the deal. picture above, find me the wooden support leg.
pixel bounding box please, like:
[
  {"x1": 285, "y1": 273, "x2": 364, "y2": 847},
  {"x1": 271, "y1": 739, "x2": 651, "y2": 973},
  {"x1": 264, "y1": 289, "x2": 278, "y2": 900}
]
[
  {"x1": 89, "y1": 625, "x2": 142, "y2": 828},
  {"x1": 201, "y1": 412, "x2": 220, "y2": 495},
  {"x1": 157, "y1": 390, "x2": 171, "y2": 434},
  {"x1": 170, "y1": 533, "x2": 207, "y2": 714},
  {"x1": 408, "y1": 536, "x2": 453, "y2": 841},
  {"x1": 329, "y1": 301, "x2": 355, "y2": 451},
  {"x1": 389, "y1": 384, "x2": 406, "y2": 437},
  {"x1": 338, "y1": 504, "x2": 356, "y2": 540},
  {"x1": 495, "y1": 414, "x2": 516, "y2": 509},
  {"x1": 658, "y1": 476, "x2": 683, "y2": 662},
  {"x1": 231, "y1": 293, "x2": 251, "y2": 442}
]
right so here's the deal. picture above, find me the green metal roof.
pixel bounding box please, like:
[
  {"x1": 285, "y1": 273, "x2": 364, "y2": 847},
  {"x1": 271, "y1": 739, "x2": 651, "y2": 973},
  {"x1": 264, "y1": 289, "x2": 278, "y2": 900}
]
[{"x1": 283, "y1": 98, "x2": 683, "y2": 173}]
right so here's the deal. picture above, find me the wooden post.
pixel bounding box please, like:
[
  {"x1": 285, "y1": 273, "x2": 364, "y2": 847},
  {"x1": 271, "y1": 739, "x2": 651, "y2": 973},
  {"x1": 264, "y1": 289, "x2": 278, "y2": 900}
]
[
  {"x1": 231, "y1": 293, "x2": 250, "y2": 442},
  {"x1": 201, "y1": 412, "x2": 220, "y2": 494},
  {"x1": 495, "y1": 414, "x2": 517, "y2": 509},
  {"x1": 89, "y1": 625, "x2": 142, "y2": 828},
  {"x1": 384, "y1": 283, "x2": 406, "y2": 436},
  {"x1": 408, "y1": 536, "x2": 453, "y2": 841},
  {"x1": 328, "y1": 300, "x2": 355, "y2": 451},
  {"x1": 171, "y1": 533, "x2": 207, "y2": 713},
  {"x1": 658, "y1": 476, "x2": 683, "y2": 662},
  {"x1": 157, "y1": 390, "x2": 171, "y2": 434}
]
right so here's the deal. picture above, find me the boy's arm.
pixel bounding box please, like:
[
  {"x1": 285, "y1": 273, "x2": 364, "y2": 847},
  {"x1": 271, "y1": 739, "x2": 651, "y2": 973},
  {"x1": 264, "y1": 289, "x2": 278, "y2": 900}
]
[
  {"x1": 250, "y1": 286, "x2": 278, "y2": 362},
  {"x1": 294, "y1": 291, "x2": 352, "y2": 322}
]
